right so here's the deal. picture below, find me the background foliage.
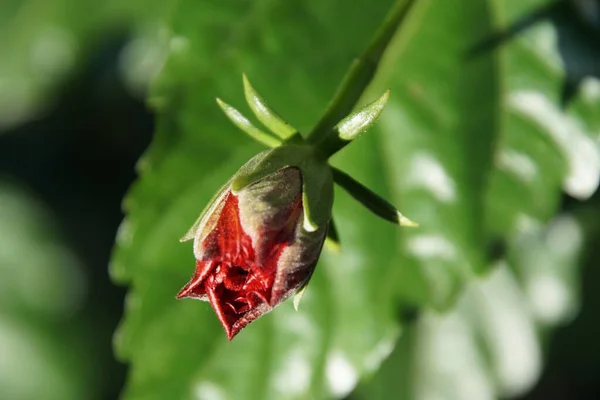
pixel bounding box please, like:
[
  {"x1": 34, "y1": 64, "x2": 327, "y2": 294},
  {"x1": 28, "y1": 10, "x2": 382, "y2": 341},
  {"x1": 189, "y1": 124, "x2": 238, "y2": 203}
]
[{"x1": 1, "y1": 0, "x2": 600, "y2": 399}]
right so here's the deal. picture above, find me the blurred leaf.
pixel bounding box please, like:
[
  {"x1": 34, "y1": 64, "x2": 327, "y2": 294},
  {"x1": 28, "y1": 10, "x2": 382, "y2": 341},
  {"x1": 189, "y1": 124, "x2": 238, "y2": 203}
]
[
  {"x1": 0, "y1": 0, "x2": 171, "y2": 129},
  {"x1": 0, "y1": 181, "x2": 94, "y2": 400},
  {"x1": 486, "y1": 0, "x2": 600, "y2": 236},
  {"x1": 355, "y1": 212, "x2": 586, "y2": 400},
  {"x1": 111, "y1": 0, "x2": 600, "y2": 399},
  {"x1": 111, "y1": 1, "x2": 406, "y2": 399},
  {"x1": 358, "y1": 0, "x2": 499, "y2": 309},
  {"x1": 353, "y1": 0, "x2": 600, "y2": 398}
]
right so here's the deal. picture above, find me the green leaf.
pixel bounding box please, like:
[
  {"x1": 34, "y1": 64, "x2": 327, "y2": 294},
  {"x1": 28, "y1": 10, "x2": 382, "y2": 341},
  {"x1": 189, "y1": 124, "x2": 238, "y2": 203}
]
[
  {"x1": 355, "y1": 212, "x2": 587, "y2": 400},
  {"x1": 485, "y1": 0, "x2": 600, "y2": 236},
  {"x1": 0, "y1": 181, "x2": 96, "y2": 400},
  {"x1": 111, "y1": 1, "x2": 401, "y2": 399},
  {"x1": 354, "y1": 0, "x2": 600, "y2": 398},
  {"x1": 352, "y1": 0, "x2": 500, "y2": 309},
  {"x1": 111, "y1": 0, "x2": 600, "y2": 399},
  {"x1": 0, "y1": 0, "x2": 172, "y2": 129}
]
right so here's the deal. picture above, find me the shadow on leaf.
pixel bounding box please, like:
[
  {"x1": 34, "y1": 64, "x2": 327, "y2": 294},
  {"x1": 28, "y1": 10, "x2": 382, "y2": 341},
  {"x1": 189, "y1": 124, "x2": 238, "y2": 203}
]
[{"x1": 468, "y1": 0, "x2": 600, "y2": 108}]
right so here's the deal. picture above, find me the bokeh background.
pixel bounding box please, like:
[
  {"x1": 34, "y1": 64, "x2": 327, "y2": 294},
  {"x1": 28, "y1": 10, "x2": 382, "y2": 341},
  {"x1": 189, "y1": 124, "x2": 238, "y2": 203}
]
[{"x1": 1, "y1": 0, "x2": 600, "y2": 399}]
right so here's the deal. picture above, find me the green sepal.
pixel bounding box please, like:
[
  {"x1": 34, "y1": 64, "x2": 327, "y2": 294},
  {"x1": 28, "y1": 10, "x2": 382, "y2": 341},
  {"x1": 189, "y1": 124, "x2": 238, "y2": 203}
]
[
  {"x1": 324, "y1": 218, "x2": 341, "y2": 252},
  {"x1": 232, "y1": 145, "x2": 333, "y2": 232},
  {"x1": 243, "y1": 74, "x2": 298, "y2": 140},
  {"x1": 300, "y1": 154, "x2": 334, "y2": 232},
  {"x1": 312, "y1": 90, "x2": 390, "y2": 158},
  {"x1": 216, "y1": 98, "x2": 281, "y2": 148},
  {"x1": 179, "y1": 178, "x2": 232, "y2": 242},
  {"x1": 332, "y1": 167, "x2": 418, "y2": 227},
  {"x1": 293, "y1": 285, "x2": 307, "y2": 311},
  {"x1": 336, "y1": 89, "x2": 390, "y2": 141}
]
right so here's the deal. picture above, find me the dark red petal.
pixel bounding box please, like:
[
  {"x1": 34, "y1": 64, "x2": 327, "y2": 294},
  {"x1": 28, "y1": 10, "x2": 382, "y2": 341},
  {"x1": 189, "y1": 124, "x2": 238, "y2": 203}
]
[
  {"x1": 179, "y1": 169, "x2": 325, "y2": 340},
  {"x1": 205, "y1": 279, "x2": 239, "y2": 340},
  {"x1": 221, "y1": 266, "x2": 248, "y2": 291},
  {"x1": 229, "y1": 302, "x2": 272, "y2": 340},
  {"x1": 216, "y1": 193, "x2": 255, "y2": 265},
  {"x1": 176, "y1": 259, "x2": 218, "y2": 299}
]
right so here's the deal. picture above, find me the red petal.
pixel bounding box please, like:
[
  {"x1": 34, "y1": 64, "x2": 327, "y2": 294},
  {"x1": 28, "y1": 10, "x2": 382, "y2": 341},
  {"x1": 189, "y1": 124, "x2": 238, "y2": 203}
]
[
  {"x1": 216, "y1": 193, "x2": 254, "y2": 265},
  {"x1": 179, "y1": 178, "x2": 319, "y2": 340},
  {"x1": 176, "y1": 259, "x2": 217, "y2": 299}
]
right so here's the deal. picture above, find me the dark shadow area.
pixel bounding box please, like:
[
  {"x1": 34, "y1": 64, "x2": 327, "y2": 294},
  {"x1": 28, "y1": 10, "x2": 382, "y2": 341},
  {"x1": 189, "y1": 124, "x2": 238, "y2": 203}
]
[
  {"x1": 0, "y1": 30, "x2": 154, "y2": 399},
  {"x1": 520, "y1": 188, "x2": 600, "y2": 400},
  {"x1": 468, "y1": 0, "x2": 600, "y2": 108}
]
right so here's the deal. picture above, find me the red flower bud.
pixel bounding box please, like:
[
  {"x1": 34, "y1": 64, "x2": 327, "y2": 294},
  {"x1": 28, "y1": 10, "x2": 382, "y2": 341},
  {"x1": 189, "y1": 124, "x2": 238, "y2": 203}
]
[{"x1": 177, "y1": 167, "x2": 328, "y2": 339}]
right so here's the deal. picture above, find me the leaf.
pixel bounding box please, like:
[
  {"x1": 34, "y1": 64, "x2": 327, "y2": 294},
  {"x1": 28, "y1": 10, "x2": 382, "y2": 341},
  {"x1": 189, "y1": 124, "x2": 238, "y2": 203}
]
[
  {"x1": 111, "y1": 0, "x2": 600, "y2": 398},
  {"x1": 0, "y1": 0, "x2": 172, "y2": 129},
  {"x1": 485, "y1": 0, "x2": 600, "y2": 235},
  {"x1": 355, "y1": 212, "x2": 586, "y2": 400},
  {"x1": 111, "y1": 1, "x2": 406, "y2": 399},
  {"x1": 0, "y1": 181, "x2": 95, "y2": 400},
  {"x1": 353, "y1": 0, "x2": 500, "y2": 309},
  {"x1": 353, "y1": 0, "x2": 600, "y2": 397}
]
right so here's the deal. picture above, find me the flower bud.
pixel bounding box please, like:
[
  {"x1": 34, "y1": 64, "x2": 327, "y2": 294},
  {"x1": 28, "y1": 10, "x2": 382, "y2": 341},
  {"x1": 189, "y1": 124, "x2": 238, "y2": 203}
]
[{"x1": 177, "y1": 148, "x2": 332, "y2": 339}]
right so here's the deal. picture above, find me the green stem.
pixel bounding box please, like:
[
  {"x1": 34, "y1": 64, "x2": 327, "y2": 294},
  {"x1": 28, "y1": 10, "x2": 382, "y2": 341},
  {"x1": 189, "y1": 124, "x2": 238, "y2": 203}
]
[
  {"x1": 306, "y1": 0, "x2": 417, "y2": 143},
  {"x1": 332, "y1": 167, "x2": 418, "y2": 227}
]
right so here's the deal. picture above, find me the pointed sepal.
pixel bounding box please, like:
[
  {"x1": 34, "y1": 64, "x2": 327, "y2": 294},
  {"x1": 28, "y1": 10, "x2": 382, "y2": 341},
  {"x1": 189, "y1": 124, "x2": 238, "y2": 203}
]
[
  {"x1": 243, "y1": 74, "x2": 298, "y2": 140},
  {"x1": 311, "y1": 90, "x2": 390, "y2": 158},
  {"x1": 336, "y1": 89, "x2": 390, "y2": 141},
  {"x1": 231, "y1": 145, "x2": 333, "y2": 232},
  {"x1": 293, "y1": 285, "x2": 307, "y2": 311},
  {"x1": 180, "y1": 179, "x2": 232, "y2": 242},
  {"x1": 324, "y1": 218, "x2": 341, "y2": 252},
  {"x1": 332, "y1": 167, "x2": 418, "y2": 227},
  {"x1": 216, "y1": 98, "x2": 281, "y2": 148}
]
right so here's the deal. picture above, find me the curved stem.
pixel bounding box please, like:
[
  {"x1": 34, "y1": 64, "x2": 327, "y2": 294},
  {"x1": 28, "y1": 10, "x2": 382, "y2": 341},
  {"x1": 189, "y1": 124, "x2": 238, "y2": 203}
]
[{"x1": 306, "y1": 0, "x2": 417, "y2": 143}]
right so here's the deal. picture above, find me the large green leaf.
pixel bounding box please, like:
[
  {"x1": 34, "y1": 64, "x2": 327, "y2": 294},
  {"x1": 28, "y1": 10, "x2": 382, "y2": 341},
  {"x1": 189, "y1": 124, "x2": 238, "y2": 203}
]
[
  {"x1": 358, "y1": 0, "x2": 499, "y2": 309},
  {"x1": 0, "y1": 181, "x2": 96, "y2": 400},
  {"x1": 111, "y1": 0, "x2": 600, "y2": 398},
  {"x1": 110, "y1": 1, "x2": 413, "y2": 399},
  {"x1": 354, "y1": 211, "x2": 586, "y2": 400},
  {"x1": 353, "y1": 0, "x2": 600, "y2": 398},
  {"x1": 0, "y1": 0, "x2": 172, "y2": 129}
]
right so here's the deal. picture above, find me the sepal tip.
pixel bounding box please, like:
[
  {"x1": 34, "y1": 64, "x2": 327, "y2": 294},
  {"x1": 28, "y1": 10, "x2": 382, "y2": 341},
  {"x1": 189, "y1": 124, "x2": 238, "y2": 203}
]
[
  {"x1": 242, "y1": 73, "x2": 297, "y2": 140},
  {"x1": 216, "y1": 97, "x2": 281, "y2": 148},
  {"x1": 397, "y1": 212, "x2": 419, "y2": 227},
  {"x1": 324, "y1": 237, "x2": 341, "y2": 253},
  {"x1": 336, "y1": 89, "x2": 390, "y2": 142},
  {"x1": 293, "y1": 285, "x2": 308, "y2": 311}
]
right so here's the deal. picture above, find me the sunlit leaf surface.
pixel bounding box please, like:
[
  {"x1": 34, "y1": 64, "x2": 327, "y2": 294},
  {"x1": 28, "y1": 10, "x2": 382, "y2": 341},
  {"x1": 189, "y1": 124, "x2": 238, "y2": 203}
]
[{"x1": 108, "y1": 0, "x2": 600, "y2": 399}]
